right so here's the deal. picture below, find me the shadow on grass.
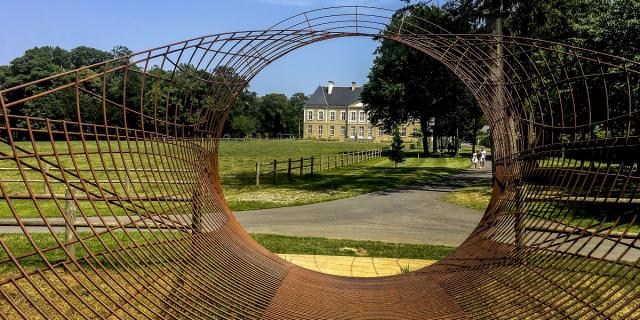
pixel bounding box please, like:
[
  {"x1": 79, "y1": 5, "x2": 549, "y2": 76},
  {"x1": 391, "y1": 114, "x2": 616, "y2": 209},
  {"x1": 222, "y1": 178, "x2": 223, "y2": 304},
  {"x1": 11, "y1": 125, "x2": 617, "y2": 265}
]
[{"x1": 281, "y1": 165, "x2": 466, "y2": 196}]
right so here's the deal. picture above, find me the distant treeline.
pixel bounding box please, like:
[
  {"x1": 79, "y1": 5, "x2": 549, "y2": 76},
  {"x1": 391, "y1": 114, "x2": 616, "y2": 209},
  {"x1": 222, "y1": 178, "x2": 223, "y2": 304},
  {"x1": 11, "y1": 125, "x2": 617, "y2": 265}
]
[{"x1": 0, "y1": 45, "x2": 307, "y2": 139}]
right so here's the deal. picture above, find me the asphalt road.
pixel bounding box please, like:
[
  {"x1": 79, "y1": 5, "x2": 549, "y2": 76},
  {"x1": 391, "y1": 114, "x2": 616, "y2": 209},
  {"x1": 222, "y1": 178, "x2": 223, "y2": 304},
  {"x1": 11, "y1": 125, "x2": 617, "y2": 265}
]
[
  {"x1": 0, "y1": 164, "x2": 493, "y2": 248},
  {"x1": 236, "y1": 165, "x2": 492, "y2": 246}
]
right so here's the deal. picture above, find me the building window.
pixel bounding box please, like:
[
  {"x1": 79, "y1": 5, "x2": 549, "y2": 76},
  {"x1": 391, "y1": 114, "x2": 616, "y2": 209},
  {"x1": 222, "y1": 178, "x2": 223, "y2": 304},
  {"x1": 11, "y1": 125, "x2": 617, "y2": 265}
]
[
  {"x1": 329, "y1": 126, "x2": 335, "y2": 136},
  {"x1": 307, "y1": 125, "x2": 312, "y2": 134},
  {"x1": 318, "y1": 111, "x2": 324, "y2": 121},
  {"x1": 378, "y1": 128, "x2": 384, "y2": 136},
  {"x1": 368, "y1": 127, "x2": 373, "y2": 139},
  {"x1": 350, "y1": 127, "x2": 356, "y2": 138},
  {"x1": 330, "y1": 111, "x2": 336, "y2": 121},
  {"x1": 401, "y1": 127, "x2": 407, "y2": 137},
  {"x1": 318, "y1": 125, "x2": 324, "y2": 135},
  {"x1": 307, "y1": 110, "x2": 313, "y2": 120},
  {"x1": 350, "y1": 111, "x2": 356, "y2": 122},
  {"x1": 359, "y1": 126, "x2": 365, "y2": 138},
  {"x1": 341, "y1": 111, "x2": 346, "y2": 121},
  {"x1": 413, "y1": 127, "x2": 418, "y2": 135},
  {"x1": 340, "y1": 126, "x2": 346, "y2": 136},
  {"x1": 359, "y1": 111, "x2": 365, "y2": 122}
]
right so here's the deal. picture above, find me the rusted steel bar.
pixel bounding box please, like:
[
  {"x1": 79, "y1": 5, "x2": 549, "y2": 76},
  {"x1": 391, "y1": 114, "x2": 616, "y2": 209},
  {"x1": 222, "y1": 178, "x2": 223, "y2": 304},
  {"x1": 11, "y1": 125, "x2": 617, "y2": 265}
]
[{"x1": 0, "y1": 5, "x2": 637, "y2": 319}]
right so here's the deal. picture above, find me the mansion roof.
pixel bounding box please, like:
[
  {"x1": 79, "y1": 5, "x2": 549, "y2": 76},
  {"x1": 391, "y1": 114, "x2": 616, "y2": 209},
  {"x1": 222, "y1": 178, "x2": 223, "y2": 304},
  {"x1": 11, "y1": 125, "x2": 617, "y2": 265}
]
[{"x1": 305, "y1": 85, "x2": 363, "y2": 108}]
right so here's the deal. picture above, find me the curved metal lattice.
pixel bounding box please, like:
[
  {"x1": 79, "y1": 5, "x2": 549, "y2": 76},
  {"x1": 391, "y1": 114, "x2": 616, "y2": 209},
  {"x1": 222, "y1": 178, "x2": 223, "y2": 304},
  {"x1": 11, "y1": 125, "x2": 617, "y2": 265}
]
[{"x1": 0, "y1": 6, "x2": 639, "y2": 319}]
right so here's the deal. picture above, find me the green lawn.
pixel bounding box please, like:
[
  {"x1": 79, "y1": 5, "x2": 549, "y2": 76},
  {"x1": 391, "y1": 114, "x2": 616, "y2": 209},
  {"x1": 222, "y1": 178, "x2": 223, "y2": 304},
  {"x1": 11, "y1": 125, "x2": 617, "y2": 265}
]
[
  {"x1": 224, "y1": 154, "x2": 470, "y2": 211},
  {"x1": 0, "y1": 232, "x2": 455, "y2": 270},
  {"x1": 252, "y1": 233, "x2": 454, "y2": 260},
  {"x1": 0, "y1": 140, "x2": 470, "y2": 217},
  {"x1": 442, "y1": 185, "x2": 493, "y2": 211},
  {"x1": 442, "y1": 184, "x2": 640, "y2": 233}
]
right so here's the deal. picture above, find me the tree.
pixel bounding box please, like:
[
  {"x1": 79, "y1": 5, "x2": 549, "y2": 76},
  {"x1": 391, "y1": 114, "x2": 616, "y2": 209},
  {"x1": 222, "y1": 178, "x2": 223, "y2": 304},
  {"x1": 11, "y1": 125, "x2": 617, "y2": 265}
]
[
  {"x1": 361, "y1": 2, "x2": 482, "y2": 155},
  {"x1": 231, "y1": 115, "x2": 258, "y2": 137},
  {"x1": 288, "y1": 92, "x2": 308, "y2": 138},
  {"x1": 258, "y1": 93, "x2": 290, "y2": 137},
  {"x1": 388, "y1": 131, "x2": 406, "y2": 168}
]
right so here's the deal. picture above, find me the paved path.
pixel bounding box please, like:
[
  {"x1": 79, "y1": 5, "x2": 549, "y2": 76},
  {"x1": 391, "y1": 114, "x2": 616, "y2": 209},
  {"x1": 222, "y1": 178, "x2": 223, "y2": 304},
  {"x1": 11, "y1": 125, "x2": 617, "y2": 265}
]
[
  {"x1": 0, "y1": 164, "x2": 492, "y2": 248},
  {"x1": 236, "y1": 165, "x2": 492, "y2": 247}
]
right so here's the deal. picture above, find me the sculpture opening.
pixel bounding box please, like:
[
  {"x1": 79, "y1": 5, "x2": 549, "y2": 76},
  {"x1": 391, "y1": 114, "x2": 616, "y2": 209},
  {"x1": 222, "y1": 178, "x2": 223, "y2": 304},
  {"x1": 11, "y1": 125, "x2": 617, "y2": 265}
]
[{"x1": 0, "y1": 6, "x2": 638, "y2": 319}]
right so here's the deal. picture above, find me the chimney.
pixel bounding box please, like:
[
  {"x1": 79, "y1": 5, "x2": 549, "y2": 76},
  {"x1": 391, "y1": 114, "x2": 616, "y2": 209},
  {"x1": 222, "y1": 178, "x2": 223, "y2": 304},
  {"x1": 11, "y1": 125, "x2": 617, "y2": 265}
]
[
  {"x1": 327, "y1": 81, "x2": 335, "y2": 95},
  {"x1": 351, "y1": 81, "x2": 357, "y2": 91}
]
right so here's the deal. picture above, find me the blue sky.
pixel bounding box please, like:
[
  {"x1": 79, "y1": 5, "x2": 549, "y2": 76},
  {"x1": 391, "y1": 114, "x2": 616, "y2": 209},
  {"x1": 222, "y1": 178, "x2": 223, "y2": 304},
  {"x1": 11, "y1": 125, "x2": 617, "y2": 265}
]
[{"x1": 1, "y1": 0, "x2": 443, "y2": 96}]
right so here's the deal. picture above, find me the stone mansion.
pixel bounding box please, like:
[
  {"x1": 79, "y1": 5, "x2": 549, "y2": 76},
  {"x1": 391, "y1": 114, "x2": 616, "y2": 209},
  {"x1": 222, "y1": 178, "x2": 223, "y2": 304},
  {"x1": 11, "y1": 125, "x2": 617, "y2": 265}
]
[{"x1": 303, "y1": 81, "x2": 421, "y2": 142}]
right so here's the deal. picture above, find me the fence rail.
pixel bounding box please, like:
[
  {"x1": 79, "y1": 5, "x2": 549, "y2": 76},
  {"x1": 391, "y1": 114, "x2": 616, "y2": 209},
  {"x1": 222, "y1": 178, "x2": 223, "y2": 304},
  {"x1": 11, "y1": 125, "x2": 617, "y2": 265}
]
[{"x1": 254, "y1": 148, "x2": 386, "y2": 185}]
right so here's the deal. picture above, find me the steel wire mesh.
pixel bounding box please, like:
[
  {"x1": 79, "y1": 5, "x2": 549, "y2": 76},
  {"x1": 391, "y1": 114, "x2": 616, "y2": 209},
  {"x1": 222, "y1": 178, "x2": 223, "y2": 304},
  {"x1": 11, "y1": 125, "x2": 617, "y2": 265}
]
[{"x1": 0, "y1": 6, "x2": 638, "y2": 319}]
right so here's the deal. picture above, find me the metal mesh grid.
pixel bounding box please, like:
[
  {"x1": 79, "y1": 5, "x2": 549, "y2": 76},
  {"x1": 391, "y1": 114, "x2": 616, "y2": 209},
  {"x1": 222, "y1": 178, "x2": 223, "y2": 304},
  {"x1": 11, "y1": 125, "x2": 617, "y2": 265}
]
[{"x1": 0, "y1": 6, "x2": 638, "y2": 319}]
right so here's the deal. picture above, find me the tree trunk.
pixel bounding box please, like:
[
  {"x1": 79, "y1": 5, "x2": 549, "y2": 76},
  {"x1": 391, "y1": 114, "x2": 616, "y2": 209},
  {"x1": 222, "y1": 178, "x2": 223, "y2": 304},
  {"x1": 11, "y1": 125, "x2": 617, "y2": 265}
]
[
  {"x1": 420, "y1": 117, "x2": 430, "y2": 155},
  {"x1": 455, "y1": 127, "x2": 460, "y2": 157},
  {"x1": 471, "y1": 116, "x2": 479, "y2": 154},
  {"x1": 432, "y1": 118, "x2": 438, "y2": 154}
]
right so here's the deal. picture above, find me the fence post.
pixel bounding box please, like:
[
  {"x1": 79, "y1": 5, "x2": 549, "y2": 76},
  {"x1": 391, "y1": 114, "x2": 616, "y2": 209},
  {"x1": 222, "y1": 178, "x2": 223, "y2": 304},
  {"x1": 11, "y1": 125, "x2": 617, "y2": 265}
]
[
  {"x1": 124, "y1": 168, "x2": 131, "y2": 194},
  {"x1": 44, "y1": 164, "x2": 51, "y2": 196},
  {"x1": 288, "y1": 159, "x2": 292, "y2": 181},
  {"x1": 341, "y1": 153, "x2": 344, "y2": 167},
  {"x1": 310, "y1": 156, "x2": 314, "y2": 174},
  {"x1": 272, "y1": 160, "x2": 277, "y2": 184},
  {"x1": 255, "y1": 162, "x2": 260, "y2": 186},
  {"x1": 64, "y1": 186, "x2": 77, "y2": 262},
  {"x1": 300, "y1": 157, "x2": 304, "y2": 176},
  {"x1": 320, "y1": 155, "x2": 324, "y2": 173}
]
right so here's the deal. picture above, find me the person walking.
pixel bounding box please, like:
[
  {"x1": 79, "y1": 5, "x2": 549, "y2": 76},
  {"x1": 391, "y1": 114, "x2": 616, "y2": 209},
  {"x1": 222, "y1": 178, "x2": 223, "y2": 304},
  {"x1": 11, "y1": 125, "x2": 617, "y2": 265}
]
[
  {"x1": 480, "y1": 148, "x2": 487, "y2": 168},
  {"x1": 471, "y1": 152, "x2": 478, "y2": 169}
]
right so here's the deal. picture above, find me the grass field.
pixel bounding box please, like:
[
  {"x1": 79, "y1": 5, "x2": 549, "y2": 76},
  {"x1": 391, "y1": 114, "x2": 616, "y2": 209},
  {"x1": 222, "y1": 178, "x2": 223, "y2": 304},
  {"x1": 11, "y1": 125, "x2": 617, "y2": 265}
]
[
  {"x1": 443, "y1": 184, "x2": 640, "y2": 233},
  {"x1": 0, "y1": 140, "x2": 469, "y2": 217},
  {"x1": 224, "y1": 154, "x2": 470, "y2": 210},
  {"x1": 0, "y1": 232, "x2": 455, "y2": 269},
  {"x1": 442, "y1": 185, "x2": 493, "y2": 211}
]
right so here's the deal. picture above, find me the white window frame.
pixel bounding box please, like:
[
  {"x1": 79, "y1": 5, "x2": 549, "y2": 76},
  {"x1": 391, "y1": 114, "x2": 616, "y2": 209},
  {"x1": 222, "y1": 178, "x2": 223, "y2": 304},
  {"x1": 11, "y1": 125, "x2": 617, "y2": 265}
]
[
  {"x1": 340, "y1": 111, "x2": 347, "y2": 121},
  {"x1": 350, "y1": 111, "x2": 356, "y2": 123},
  {"x1": 358, "y1": 126, "x2": 365, "y2": 138},
  {"x1": 378, "y1": 128, "x2": 384, "y2": 136},
  {"x1": 340, "y1": 126, "x2": 346, "y2": 136},
  {"x1": 318, "y1": 111, "x2": 324, "y2": 121},
  {"x1": 367, "y1": 127, "x2": 373, "y2": 139},
  {"x1": 307, "y1": 110, "x2": 313, "y2": 120},
  {"x1": 307, "y1": 125, "x2": 312, "y2": 134},
  {"x1": 401, "y1": 127, "x2": 407, "y2": 137},
  {"x1": 329, "y1": 111, "x2": 336, "y2": 121},
  {"x1": 350, "y1": 127, "x2": 356, "y2": 138},
  {"x1": 359, "y1": 111, "x2": 365, "y2": 123},
  {"x1": 329, "y1": 126, "x2": 335, "y2": 136},
  {"x1": 318, "y1": 125, "x2": 323, "y2": 135}
]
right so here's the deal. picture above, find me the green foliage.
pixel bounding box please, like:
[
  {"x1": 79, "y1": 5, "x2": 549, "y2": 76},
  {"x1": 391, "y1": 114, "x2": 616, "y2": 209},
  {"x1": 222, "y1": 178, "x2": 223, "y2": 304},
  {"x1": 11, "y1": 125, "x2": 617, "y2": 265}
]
[
  {"x1": 361, "y1": 3, "x2": 483, "y2": 154},
  {"x1": 1, "y1": 45, "x2": 308, "y2": 139},
  {"x1": 388, "y1": 131, "x2": 406, "y2": 167},
  {"x1": 231, "y1": 114, "x2": 258, "y2": 137}
]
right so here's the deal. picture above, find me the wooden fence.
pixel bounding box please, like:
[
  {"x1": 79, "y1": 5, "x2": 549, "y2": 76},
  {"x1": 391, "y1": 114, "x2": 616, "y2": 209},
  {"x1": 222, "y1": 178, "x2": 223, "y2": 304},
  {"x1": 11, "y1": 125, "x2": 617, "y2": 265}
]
[{"x1": 254, "y1": 148, "x2": 386, "y2": 185}]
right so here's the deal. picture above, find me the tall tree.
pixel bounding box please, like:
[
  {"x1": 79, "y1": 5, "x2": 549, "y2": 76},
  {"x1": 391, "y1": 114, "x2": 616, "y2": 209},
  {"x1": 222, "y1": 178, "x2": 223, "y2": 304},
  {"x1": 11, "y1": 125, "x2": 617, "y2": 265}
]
[
  {"x1": 288, "y1": 92, "x2": 308, "y2": 138},
  {"x1": 361, "y1": 2, "x2": 482, "y2": 155}
]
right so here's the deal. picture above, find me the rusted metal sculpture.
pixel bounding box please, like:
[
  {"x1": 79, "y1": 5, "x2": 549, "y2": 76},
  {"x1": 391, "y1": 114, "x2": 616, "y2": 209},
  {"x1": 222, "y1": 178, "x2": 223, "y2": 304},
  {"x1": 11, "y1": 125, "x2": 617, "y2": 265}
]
[{"x1": 0, "y1": 6, "x2": 638, "y2": 319}]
